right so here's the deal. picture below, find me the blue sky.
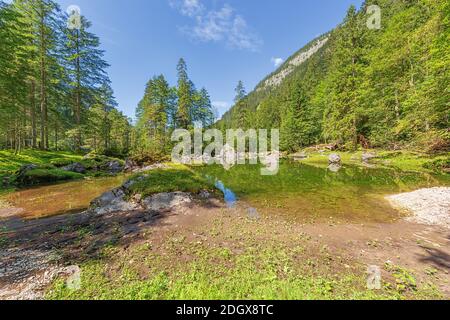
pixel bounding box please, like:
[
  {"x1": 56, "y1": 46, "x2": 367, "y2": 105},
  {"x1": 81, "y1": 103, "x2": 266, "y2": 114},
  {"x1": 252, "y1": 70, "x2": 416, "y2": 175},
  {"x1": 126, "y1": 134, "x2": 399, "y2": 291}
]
[{"x1": 15, "y1": 0, "x2": 366, "y2": 119}]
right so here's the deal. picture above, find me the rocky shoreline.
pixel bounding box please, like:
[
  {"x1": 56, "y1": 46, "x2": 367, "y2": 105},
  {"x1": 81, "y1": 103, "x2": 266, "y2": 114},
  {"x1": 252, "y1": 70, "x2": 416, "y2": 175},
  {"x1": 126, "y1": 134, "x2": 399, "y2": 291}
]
[
  {"x1": 386, "y1": 187, "x2": 450, "y2": 229},
  {"x1": 0, "y1": 170, "x2": 215, "y2": 300}
]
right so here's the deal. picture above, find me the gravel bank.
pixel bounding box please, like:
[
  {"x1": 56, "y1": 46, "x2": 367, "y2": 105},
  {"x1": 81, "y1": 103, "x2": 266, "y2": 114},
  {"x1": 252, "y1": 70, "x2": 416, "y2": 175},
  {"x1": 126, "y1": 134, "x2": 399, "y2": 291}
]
[{"x1": 386, "y1": 187, "x2": 450, "y2": 229}]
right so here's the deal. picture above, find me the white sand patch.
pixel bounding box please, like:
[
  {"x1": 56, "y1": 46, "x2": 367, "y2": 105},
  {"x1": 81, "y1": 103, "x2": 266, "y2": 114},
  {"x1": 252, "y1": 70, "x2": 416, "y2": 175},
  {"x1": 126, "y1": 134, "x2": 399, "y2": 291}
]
[{"x1": 386, "y1": 187, "x2": 450, "y2": 229}]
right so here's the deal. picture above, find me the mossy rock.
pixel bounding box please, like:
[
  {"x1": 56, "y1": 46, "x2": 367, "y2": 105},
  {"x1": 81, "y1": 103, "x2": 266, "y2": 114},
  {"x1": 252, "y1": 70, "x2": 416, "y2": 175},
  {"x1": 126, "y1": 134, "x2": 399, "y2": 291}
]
[
  {"x1": 50, "y1": 158, "x2": 75, "y2": 168},
  {"x1": 14, "y1": 166, "x2": 83, "y2": 186},
  {"x1": 80, "y1": 155, "x2": 124, "y2": 173}
]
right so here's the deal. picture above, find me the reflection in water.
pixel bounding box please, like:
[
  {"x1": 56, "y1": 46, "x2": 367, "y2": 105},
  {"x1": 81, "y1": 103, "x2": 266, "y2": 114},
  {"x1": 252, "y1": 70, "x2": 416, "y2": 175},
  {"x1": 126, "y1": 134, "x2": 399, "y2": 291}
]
[
  {"x1": 196, "y1": 161, "x2": 450, "y2": 223},
  {"x1": 327, "y1": 164, "x2": 342, "y2": 173},
  {"x1": 214, "y1": 180, "x2": 237, "y2": 208},
  {"x1": 3, "y1": 175, "x2": 127, "y2": 219}
]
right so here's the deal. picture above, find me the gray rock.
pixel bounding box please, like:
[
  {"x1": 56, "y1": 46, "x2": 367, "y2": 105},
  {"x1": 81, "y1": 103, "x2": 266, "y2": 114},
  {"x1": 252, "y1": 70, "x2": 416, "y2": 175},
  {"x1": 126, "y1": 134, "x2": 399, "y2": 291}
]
[
  {"x1": 94, "y1": 201, "x2": 140, "y2": 215},
  {"x1": 105, "y1": 160, "x2": 123, "y2": 174},
  {"x1": 14, "y1": 164, "x2": 38, "y2": 184},
  {"x1": 89, "y1": 188, "x2": 140, "y2": 215},
  {"x1": 328, "y1": 154, "x2": 342, "y2": 165},
  {"x1": 142, "y1": 192, "x2": 192, "y2": 211},
  {"x1": 61, "y1": 162, "x2": 86, "y2": 174},
  {"x1": 90, "y1": 188, "x2": 126, "y2": 208},
  {"x1": 132, "y1": 163, "x2": 168, "y2": 173},
  {"x1": 199, "y1": 190, "x2": 211, "y2": 199},
  {"x1": 124, "y1": 159, "x2": 138, "y2": 172},
  {"x1": 121, "y1": 179, "x2": 136, "y2": 190},
  {"x1": 131, "y1": 194, "x2": 142, "y2": 203},
  {"x1": 16, "y1": 164, "x2": 38, "y2": 175}
]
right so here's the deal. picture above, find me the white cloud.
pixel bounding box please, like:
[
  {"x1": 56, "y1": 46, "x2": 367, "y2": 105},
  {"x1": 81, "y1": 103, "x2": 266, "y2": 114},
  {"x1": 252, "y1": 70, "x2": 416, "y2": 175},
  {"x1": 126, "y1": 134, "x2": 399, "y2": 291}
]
[
  {"x1": 271, "y1": 57, "x2": 284, "y2": 68},
  {"x1": 170, "y1": 1, "x2": 262, "y2": 51},
  {"x1": 170, "y1": 0, "x2": 204, "y2": 17}
]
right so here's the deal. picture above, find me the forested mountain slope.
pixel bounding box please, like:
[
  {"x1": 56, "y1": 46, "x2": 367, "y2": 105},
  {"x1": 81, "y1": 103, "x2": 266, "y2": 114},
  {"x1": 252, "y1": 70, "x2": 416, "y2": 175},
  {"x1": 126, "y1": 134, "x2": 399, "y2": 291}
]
[{"x1": 218, "y1": 0, "x2": 449, "y2": 153}]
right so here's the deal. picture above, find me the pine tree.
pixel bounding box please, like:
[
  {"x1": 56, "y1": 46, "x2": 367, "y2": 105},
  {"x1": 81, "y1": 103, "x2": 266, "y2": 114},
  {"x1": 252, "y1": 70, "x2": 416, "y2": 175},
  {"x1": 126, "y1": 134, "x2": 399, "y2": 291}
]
[
  {"x1": 234, "y1": 80, "x2": 246, "y2": 104},
  {"x1": 176, "y1": 58, "x2": 193, "y2": 129},
  {"x1": 322, "y1": 5, "x2": 367, "y2": 149},
  {"x1": 280, "y1": 83, "x2": 311, "y2": 152},
  {"x1": 63, "y1": 14, "x2": 110, "y2": 150}
]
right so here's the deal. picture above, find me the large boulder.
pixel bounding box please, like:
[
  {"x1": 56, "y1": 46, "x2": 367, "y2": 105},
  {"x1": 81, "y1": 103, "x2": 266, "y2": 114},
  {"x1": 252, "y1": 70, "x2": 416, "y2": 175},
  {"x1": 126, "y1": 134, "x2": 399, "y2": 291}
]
[
  {"x1": 62, "y1": 162, "x2": 86, "y2": 174},
  {"x1": 142, "y1": 192, "x2": 192, "y2": 211},
  {"x1": 16, "y1": 164, "x2": 38, "y2": 175},
  {"x1": 89, "y1": 187, "x2": 140, "y2": 215},
  {"x1": 328, "y1": 154, "x2": 342, "y2": 165}
]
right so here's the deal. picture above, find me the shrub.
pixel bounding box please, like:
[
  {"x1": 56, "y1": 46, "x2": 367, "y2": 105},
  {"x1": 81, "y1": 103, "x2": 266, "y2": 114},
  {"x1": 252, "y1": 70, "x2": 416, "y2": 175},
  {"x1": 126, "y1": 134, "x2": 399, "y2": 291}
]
[{"x1": 423, "y1": 158, "x2": 450, "y2": 172}]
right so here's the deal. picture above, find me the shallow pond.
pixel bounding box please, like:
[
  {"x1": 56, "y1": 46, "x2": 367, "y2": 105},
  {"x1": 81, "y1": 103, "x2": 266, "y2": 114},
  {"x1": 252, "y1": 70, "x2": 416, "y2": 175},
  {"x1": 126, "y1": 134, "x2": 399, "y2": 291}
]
[
  {"x1": 195, "y1": 161, "x2": 450, "y2": 223},
  {"x1": 1, "y1": 175, "x2": 127, "y2": 219},
  {"x1": 1, "y1": 161, "x2": 448, "y2": 223}
]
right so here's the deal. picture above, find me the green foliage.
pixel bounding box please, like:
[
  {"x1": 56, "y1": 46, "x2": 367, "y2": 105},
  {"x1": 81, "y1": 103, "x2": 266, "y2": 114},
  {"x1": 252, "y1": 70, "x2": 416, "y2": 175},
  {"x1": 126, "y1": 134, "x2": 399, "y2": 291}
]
[
  {"x1": 385, "y1": 263, "x2": 417, "y2": 293},
  {"x1": 50, "y1": 158, "x2": 75, "y2": 168},
  {"x1": 0, "y1": 0, "x2": 131, "y2": 155},
  {"x1": 234, "y1": 80, "x2": 247, "y2": 104},
  {"x1": 423, "y1": 157, "x2": 450, "y2": 172},
  {"x1": 219, "y1": 0, "x2": 449, "y2": 152},
  {"x1": 132, "y1": 59, "x2": 215, "y2": 160}
]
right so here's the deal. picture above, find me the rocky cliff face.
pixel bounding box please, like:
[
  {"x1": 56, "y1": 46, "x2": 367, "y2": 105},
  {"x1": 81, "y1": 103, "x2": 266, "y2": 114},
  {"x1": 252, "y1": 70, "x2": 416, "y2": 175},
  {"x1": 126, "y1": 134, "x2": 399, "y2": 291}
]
[{"x1": 258, "y1": 37, "x2": 329, "y2": 90}]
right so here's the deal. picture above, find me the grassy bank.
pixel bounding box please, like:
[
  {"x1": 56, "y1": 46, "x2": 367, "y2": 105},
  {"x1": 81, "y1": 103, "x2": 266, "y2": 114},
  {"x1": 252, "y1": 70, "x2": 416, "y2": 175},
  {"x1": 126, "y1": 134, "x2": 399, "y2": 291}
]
[
  {"x1": 0, "y1": 150, "x2": 125, "y2": 188},
  {"x1": 297, "y1": 149, "x2": 449, "y2": 174},
  {"x1": 0, "y1": 150, "x2": 83, "y2": 172}
]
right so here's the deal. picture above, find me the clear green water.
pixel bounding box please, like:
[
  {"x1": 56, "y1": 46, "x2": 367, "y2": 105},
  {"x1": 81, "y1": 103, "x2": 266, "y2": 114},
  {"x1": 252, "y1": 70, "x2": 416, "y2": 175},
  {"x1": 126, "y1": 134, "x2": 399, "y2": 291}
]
[
  {"x1": 1, "y1": 175, "x2": 127, "y2": 219},
  {"x1": 195, "y1": 161, "x2": 450, "y2": 223},
  {"x1": 2, "y1": 161, "x2": 448, "y2": 223}
]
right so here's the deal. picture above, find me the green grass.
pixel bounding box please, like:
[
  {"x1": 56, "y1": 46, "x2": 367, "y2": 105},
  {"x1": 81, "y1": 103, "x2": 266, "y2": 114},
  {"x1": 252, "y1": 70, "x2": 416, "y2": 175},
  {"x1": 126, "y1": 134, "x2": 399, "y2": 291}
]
[
  {"x1": 46, "y1": 242, "x2": 441, "y2": 300},
  {"x1": 376, "y1": 151, "x2": 449, "y2": 173},
  {"x1": 0, "y1": 150, "x2": 82, "y2": 189},
  {"x1": 0, "y1": 150, "x2": 83, "y2": 172},
  {"x1": 298, "y1": 149, "x2": 450, "y2": 174},
  {"x1": 128, "y1": 164, "x2": 215, "y2": 197}
]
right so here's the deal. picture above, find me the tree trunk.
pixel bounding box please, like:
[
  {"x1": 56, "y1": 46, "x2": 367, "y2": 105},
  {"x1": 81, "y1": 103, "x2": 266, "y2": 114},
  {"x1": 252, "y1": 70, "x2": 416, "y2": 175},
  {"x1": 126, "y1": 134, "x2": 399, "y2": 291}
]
[
  {"x1": 55, "y1": 122, "x2": 58, "y2": 151},
  {"x1": 30, "y1": 80, "x2": 37, "y2": 148},
  {"x1": 75, "y1": 29, "x2": 82, "y2": 150},
  {"x1": 39, "y1": 8, "x2": 48, "y2": 150}
]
